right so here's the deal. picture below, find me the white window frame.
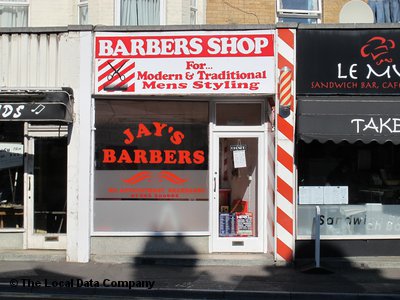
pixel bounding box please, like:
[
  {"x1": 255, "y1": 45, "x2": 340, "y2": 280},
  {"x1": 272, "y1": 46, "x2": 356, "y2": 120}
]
[
  {"x1": 114, "y1": 0, "x2": 166, "y2": 26},
  {"x1": 190, "y1": 0, "x2": 197, "y2": 25},
  {"x1": 78, "y1": 0, "x2": 88, "y2": 25},
  {"x1": 0, "y1": 0, "x2": 29, "y2": 27},
  {"x1": 276, "y1": 0, "x2": 322, "y2": 23}
]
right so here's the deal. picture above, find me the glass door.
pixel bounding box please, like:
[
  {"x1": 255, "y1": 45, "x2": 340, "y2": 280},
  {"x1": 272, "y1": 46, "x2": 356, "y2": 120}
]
[
  {"x1": 26, "y1": 137, "x2": 67, "y2": 249},
  {"x1": 211, "y1": 132, "x2": 265, "y2": 252}
]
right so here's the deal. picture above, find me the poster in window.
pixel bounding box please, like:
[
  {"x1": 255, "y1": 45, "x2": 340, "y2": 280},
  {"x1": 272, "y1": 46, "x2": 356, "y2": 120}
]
[
  {"x1": 236, "y1": 212, "x2": 253, "y2": 236},
  {"x1": 230, "y1": 144, "x2": 247, "y2": 169},
  {"x1": 298, "y1": 186, "x2": 324, "y2": 204},
  {"x1": 323, "y1": 186, "x2": 348, "y2": 204}
]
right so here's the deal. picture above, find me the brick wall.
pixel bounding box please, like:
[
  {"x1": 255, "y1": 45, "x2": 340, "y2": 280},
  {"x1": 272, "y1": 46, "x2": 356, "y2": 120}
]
[
  {"x1": 323, "y1": 0, "x2": 369, "y2": 23},
  {"x1": 206, "y1": 0, "x2": 276, "y2": 24},
  {"x1": 206, "y1": 0, "x2": 370, "y2": 25}
]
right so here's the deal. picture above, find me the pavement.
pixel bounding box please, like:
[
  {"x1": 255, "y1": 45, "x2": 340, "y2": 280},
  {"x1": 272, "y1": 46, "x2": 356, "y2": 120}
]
[{"x1": 0, "y1": 251, "x2": 400, "y2": 299}]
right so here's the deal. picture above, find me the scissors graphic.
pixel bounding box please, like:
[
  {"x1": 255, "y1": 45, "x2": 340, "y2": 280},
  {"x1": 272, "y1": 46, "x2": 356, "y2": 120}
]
[{"x1": 107, "y1": 61, "x2": 126, "y2": 81}]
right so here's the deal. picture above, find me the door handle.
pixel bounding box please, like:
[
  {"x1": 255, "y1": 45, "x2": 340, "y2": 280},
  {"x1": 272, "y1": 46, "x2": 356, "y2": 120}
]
[{"x1": 214, "y1": 177, "x2": 216, "y2": 193}]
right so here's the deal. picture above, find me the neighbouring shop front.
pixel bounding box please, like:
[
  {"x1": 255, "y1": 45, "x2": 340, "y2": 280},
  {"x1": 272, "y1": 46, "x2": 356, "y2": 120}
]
[
  {"x1": 0, "y1": 28, "x2": 93, "y2": 263},
  {"x1": 0, "y1": 89, "x2": 73, "y2": 250},
  {"x1": 91, "y1": 28, "x2": 276, "y2": 255},
  {"x1": 296, "y1": 27, "x2": 400, "y2": 257}
]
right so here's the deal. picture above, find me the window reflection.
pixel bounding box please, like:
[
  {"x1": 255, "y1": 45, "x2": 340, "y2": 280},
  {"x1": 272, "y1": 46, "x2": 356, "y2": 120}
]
[{"x1": 297, "y1": 140, "x2": 400, "y2": 237}]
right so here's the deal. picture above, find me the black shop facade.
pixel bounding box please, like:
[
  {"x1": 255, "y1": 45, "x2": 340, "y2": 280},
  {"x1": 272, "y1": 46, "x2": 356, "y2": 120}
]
[{"x1": 295, "y1": 27, "x2": 400, "y2": 257}]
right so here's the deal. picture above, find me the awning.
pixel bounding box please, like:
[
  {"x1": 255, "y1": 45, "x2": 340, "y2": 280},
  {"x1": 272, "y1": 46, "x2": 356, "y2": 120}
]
[
  {"x1": 297, "y1": 96, "x2": 400, "y2": 144},
  {"x1": 0, "y1": 88, "x2": 73, "y2": 123}
]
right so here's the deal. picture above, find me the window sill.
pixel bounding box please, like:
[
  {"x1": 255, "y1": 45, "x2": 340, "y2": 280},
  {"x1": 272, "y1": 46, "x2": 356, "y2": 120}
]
[{"x1": 0, "y1": 228, "x2": 25, "y2": 233}]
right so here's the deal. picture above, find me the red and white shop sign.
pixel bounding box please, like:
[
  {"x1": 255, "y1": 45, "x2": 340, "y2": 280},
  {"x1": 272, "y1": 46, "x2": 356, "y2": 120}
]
[{"x1": 94, "y1": 31, "x2": 275, "y2": 95}]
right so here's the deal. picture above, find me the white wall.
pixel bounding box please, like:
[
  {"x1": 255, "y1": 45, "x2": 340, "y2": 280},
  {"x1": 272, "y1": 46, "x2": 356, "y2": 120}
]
[
  {"x1": 166, "y1": 0, "x2": 184, "y2": 24},
  {"x1": 166, "y1": 0, "x2": 206, "y2": 25},
  {"x1": 26, "y1": 0, "x2": 204, "y2": 26},
  {"x1": 88, "y1": 0, "x2": 114, "y2": 25},
  {"x1": 30, "y1": 0, "x2": 76, "y2": 26},
  {"x1": 65, "y1": 30, "x2": 92, "y2": 263},
  {"x1": 197, "y1": 0, "x2": 206, "y2": 24}
]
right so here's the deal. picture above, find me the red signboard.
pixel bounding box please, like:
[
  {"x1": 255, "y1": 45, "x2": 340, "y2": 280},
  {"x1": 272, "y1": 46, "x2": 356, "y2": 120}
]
[{"x1": 94, "y1": 30, "x2": 276, "y2": 95}]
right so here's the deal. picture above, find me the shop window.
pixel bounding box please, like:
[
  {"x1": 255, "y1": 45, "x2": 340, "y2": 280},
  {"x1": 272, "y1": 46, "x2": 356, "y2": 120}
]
[
  {"x1": 118, "y1": 0, "x2": 161, "y2": 26},
  {"x1": 276, "y1": 0, "x2": 321, "y2": 24},
  {"x1": 0, "y1": 0, "x2": 28, "y2": 27},
  {"x1": 297, "y1": 140, "x2": 400, "y2": 238},
  {"x1": 78, "y1": 0, "x2": 88, "y2": 25},
  {"x1": 94, "y1": 100, "x2": 209, "y2": 233},
  {"x1": 0, "y1": 122, "x2": 24, "y2": 229},
  {"x1": 216, "y1": 103, "x2": 262, "y2": 126}
]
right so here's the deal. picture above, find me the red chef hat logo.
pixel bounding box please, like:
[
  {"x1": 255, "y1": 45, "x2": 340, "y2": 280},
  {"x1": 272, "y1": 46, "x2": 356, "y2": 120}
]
[{"x1": 361, "y1": 36, "x2": 395, "y2": 66}]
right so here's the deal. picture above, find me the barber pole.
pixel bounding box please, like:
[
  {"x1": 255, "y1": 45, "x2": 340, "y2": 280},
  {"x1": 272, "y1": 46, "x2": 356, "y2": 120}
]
[
  {"x1": 279, "y1": 67, "x2": 293, "y2": 118},
  {"x1": 275, "y1": 28, "x2": 296, "y2": 262}
]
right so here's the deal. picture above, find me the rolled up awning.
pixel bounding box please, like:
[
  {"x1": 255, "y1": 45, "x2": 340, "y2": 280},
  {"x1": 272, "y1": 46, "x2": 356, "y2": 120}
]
[
  {"x1": 297, "y1": 96, "x2": 400, "y2": 144},
  {"x1": 0, "y1": 88, "x2": 73, "y2": 123}
]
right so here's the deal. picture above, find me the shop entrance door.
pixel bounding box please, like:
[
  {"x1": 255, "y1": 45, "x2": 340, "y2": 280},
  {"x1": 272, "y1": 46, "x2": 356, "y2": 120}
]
[
  {"x1": 26, "y1": 135, "x2": 67, "y2": 249},
  {"x1": 211, "y1": 132, "x2": 265, "y2": 252}
]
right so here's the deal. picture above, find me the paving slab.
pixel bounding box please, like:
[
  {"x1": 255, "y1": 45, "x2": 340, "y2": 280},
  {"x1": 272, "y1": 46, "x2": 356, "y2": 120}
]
[
  {"x1": 0, "y1": 257, "x2": 398, "y2": 299},
  {"x1": 0, "y1": 251, "x2": 399, "y2": 299}
]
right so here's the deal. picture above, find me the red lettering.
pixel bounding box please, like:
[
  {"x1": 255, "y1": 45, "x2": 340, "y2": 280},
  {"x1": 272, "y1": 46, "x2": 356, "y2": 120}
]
[
  {"x1": 134, "y1": 150, "x2": 148, "y2": 163},
  {"x1": 164, "y1": 150, "x2": 177, "y2": 164},
  {"x1": 103, "y1": 149, "x2": 116, "y2": 163},
  {"x1": 117, "y1": 149, "x2": 133, "y2": 163},
  {"x1": 102, "y1": 149, "x2": 205, "y2": 165},
  {"x1": 149, "y1": 150, "x2": 163, "y2": 163},
  {"x1": 193, "y1": 150, "x2": 205, "y2": 164},
  {"x1": 178, "y1": 150, "x2": 192, "y2": 164},
  {"x1": 153, "y1": 122, "x2": 167, "y2": 137},
  {"x1": 136, "y1": 123, "x2": 152, "y2": 138},
  {"x1": 123, "y1": 128, "x2": 134, "y2": 144},
  {"x1": 170, "y1": 131, "x2": 184, "y2": 145}
]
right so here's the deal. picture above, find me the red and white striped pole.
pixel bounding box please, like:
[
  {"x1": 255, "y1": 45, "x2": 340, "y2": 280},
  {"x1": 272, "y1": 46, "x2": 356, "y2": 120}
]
[
  {"x1": 275, "y1": 28, "x2": 296, "y2": 262},
  {"x1": 278, "y1": 66, "x2": 293, "y2": 118}
]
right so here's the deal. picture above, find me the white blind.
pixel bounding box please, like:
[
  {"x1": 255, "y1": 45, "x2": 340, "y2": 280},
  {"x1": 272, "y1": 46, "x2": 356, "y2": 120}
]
[
  {"x1": 0, "y1": 1, "x2": 28, "y2": 27},
  {"x1": 120, "y1": 0, "x2": 160, "y2": 26}
]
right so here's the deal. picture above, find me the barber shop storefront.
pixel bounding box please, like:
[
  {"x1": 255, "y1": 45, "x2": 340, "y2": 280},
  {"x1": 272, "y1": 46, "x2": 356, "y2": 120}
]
[
  {"x1": 0, "y1": 89, "x2": 73, "y2": 249},
  {"x1": 91, "y1": 29, "x2": 276, "y2": 255},
  {"x1": 296, "y1": 27, "x2": 400, "y2": 256}
]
